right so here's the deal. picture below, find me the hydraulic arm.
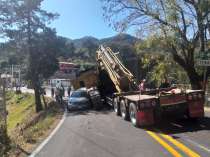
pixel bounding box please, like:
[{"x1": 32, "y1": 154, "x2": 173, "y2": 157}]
[{"x1": 96, "y1": 45, "x2": 138, "y2": 93}]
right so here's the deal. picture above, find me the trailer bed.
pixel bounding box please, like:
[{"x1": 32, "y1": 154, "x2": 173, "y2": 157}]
[{"x1": 124, "y1": 94, "x2": 157, "y2": 102}]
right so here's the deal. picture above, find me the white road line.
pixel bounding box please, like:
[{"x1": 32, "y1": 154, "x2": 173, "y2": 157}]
[
  {"x1": 29, "y1": 111, "x2": 67, "y2": 157},
  {"x1": 185, "y1": 138, "x2": 210, "y2": 153}
]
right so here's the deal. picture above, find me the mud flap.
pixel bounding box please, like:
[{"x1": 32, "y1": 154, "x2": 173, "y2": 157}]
[
  {"x1": 188, "y1": 101, "x2": 204, "y2": 118},
  {"x1": 137, "y1": 109, "x2": 154, "y2": 126}
]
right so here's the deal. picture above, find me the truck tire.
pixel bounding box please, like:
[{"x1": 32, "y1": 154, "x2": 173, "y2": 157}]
[
  {"x1": 120, "y1": 100, "x2": 129, "y2": 120},
  {"x1": 129, "y1": 103, "x2": 138, "y2": 127},
  {"x1": 113, "y1": 98, "x2": 120, "y2": 116}
]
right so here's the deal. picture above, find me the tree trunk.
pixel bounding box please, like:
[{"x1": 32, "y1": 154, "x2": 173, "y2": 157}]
[
  {"x1": 41, "y1": 94, "x2": 47, "y2": 109},
  {"x1": 185, "y1": 67, "x2": 202, "y2": 90},
  {"x1": 34, "y1": 84, "x2": 43, "y2": 112},
  {"x1": 171, "y1": 46, "x2": 202, "y2": 90}
]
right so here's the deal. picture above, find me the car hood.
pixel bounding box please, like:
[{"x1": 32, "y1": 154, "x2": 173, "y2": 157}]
[{"x1": 69, "y1": 97, "x2": 88, "y2": 103}]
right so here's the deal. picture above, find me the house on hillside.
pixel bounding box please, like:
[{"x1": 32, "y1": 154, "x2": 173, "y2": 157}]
[{"x1": 48, "y1": 62, "x2": 79, "y2": 87}]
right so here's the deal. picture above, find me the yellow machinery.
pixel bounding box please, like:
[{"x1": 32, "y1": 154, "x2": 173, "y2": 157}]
[{"x1": 96, "y1": 45, "x2": 138, "y2": 93}]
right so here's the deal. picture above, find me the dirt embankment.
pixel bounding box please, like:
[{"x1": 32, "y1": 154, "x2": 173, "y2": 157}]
[{"x1": 4, "y1": 92, "x2": 63, "y2": 157}]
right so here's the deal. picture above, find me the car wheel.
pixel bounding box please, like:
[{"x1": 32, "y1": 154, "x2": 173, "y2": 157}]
[{"x1": 129, "y1": 103, "x2": 138, "y2": 127}]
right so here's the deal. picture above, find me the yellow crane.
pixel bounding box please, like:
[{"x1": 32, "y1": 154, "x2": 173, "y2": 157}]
[{"x1": 96, "y1": 45, "x2": 138, "y2": 93}]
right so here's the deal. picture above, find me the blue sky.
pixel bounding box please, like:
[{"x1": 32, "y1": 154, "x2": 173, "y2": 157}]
[{"x1": 42, "y1": 0, "x2": 121, "y2": 39}]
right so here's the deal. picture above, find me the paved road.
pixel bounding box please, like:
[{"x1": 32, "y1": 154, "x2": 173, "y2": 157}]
[{"x1": 35, "y1": 108, "x2": 210, "y2": 157}]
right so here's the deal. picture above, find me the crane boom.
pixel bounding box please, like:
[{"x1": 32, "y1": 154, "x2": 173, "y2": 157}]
[{"x1": 96, "y1": 45, "x2": 138, "y2": 93}]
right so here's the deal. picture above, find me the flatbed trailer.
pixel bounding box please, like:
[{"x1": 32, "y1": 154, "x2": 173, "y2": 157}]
[
  {"x1": 96, "y1": 45, "x2": 205, "y2": 127},
  {"x1": 108, "y1": 89, "x2": 204, "y2": 127},
  {"x1": 112, "y1": 93, "x2": 157, "y2": 126}
]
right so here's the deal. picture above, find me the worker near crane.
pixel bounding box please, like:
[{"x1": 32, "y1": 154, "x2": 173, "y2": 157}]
[
  {"x1": 139, "y1": 79, "x2": 146, "y2": 91},
  {"x1": 159, "y1": 77, "x2": 171, "y2": 89}
]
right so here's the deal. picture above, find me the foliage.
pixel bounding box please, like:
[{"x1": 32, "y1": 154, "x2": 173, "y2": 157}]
[
  {"x1": 6, "y1": 91, "x2": 62, "y2": 157},
  {"x1": 102, "y1": 0, "x2": 210, "y2": 89},
  {"x1": 136, "y1": 37, "x2": 189, "y2": 86},
  {"x1": 25, "y1": 29, "x2": 59, "y2": 81},
  {"x1": 7, "y1": 92, "x2": 34, "y2": 131},
  {"x1": 3, "y1": 0, "x2": 59, "y2": 112},
  {"x1": 139, "y1": 53, "x2": 189, "y2": 86}
]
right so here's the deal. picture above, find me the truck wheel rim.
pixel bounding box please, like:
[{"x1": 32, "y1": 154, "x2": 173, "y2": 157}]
[
  {"x1": 114, "y1": 100, "x2": 118, "y2": 113},
  {"x1": 114, "y1": 105, "x2": 118, "y2": 113},
  {"x1": 121, "y1": 104, "x2": 126, "y2": 118},
  {"x1": 130, "y1": 107, "x2": 136, "y2": 124}
]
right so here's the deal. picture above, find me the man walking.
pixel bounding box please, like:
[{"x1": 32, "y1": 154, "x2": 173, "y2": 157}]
[
  {"x1": 51, "y1": 86, "x2": 54, "y2": 98},
  {"x1": 67, "y1": 85, "x2": 71, "y2": 97}
]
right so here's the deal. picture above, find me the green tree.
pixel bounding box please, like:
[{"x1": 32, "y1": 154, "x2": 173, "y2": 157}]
[
  {"x1": 102, "y1": 0, "x2": 210, "y2": 89},
  {"x1": 25, "y1": 29, "x2": 59, "y2": 102},
  {"x1": 6, "y1": 0, "x2": 58, "y2": 112},
  {"x1": 55, "y1": 37, "x2": 75, "y2": 59},
  {"x1": 139, "y1": 52, "x2": 189, "y2": 87}
]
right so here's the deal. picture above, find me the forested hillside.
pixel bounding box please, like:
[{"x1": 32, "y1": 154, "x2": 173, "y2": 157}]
[{"x1": 0, "y1": 33, "x2": 140, "y2": 68}]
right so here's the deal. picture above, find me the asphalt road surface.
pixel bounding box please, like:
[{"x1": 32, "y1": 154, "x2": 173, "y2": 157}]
[{"x1": 35, "y1": 107, "x2": 210, "y2": 157}]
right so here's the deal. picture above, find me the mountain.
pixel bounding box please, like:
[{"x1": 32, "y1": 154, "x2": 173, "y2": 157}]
[
  {"x1": 0, "y1": 33, "x2": 140, "y2": 68},
  {"x1": 73, "y1": 36, "x2": 99, "y2": 49},
  {"x1": 70, "y1": 33, "x2": 139, "y2": 49},
  {"x1": 63, "y1": 33, "x2": 140, "y2": 63},
  {"x1": 100, "y1": 33, "x2": 138, "y2": 45}
]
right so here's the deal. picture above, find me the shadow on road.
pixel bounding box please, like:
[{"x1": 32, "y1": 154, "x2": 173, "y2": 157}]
[
  {"x1": 145, "y1": 116, "x2": 210, "y2": 136},
  {"x1": 66, "y1": 106, "x2": 113, "y2": 117},
  {"x1": 65, "y1": 103, "x2": 210, "y2": 136}
]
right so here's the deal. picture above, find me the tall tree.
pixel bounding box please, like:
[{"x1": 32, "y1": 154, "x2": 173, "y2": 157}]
[
  {"x1": 6, "y1": 0, "x2": 58, "y2": 112},
  {"x1": 102, "y1": 0, "x2": 210, "y2": 89},
  {"x1": 25, "y1": 29, "x2": 59, "y2": 109}
]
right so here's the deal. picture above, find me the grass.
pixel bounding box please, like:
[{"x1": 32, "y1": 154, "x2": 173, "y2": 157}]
[
  {"x1": 7, "y1": 92, "x2": 34, "y2": 131},
  {"x1": 5, "y1": 91, "x2": 63, "y2": 157}
]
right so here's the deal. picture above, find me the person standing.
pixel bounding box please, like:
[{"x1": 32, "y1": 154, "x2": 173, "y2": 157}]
[
  {"x1": 159, "y1": 77, "x2": 171, "y2": 89},
  {"x1": 55, "y1": 86, "x2": 60, "y2": 103},
  {"x1": 139, "y1": 79, "x2": 146, "y2": 91},
  {"x1": 67, "y1": 85, "x2": 71, "y2": 97},
  {"x1": 61, "y1": 84, "x2": 65, "y2": 97},
  {"x1": 51, "y1": 87, "x2": 54, "y2": 98}
]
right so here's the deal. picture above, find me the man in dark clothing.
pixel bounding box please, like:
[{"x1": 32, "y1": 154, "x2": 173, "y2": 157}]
[
  {"x1": 67, "y1": 86, "x2": 71, "y2": 97},
  {"x1": 51, "y1": 87, "x2": 54, "y2": 98},
  {"x1": 61, "y1": 84, "x2": 65, "y2": 97}
]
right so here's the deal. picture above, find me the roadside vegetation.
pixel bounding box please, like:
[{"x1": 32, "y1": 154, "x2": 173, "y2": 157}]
[{"x1": 4, "y1": 91, "x2": 63, "y2": 157}]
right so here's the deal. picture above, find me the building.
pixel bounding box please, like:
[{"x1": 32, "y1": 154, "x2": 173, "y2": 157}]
[
  {"x1": 48, "y1": 62, "x2": 79, "y2": 87},
  {"x1": 71, "y1": 68, "x2": 98, "y2": 90}
]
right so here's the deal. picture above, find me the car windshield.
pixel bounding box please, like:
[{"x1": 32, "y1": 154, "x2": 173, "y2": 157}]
[{"x1": 71, "y1": 91, "x2": 88, "y2": 98}]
